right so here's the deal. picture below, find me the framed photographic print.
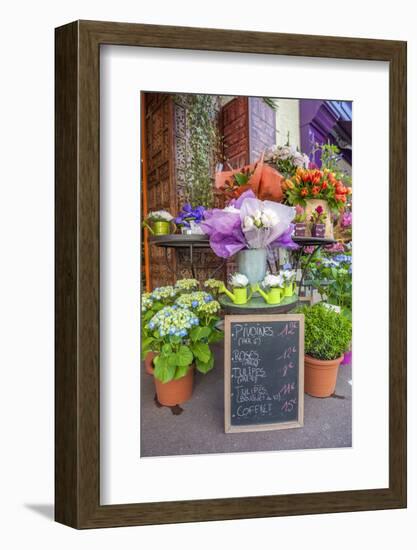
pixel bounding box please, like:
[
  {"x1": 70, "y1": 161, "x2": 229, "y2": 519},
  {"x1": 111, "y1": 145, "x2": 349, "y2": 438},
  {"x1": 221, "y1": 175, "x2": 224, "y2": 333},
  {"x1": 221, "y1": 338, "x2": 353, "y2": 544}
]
[{"x1": 55, "y1": 20, "x2": 407, "y2": 528}]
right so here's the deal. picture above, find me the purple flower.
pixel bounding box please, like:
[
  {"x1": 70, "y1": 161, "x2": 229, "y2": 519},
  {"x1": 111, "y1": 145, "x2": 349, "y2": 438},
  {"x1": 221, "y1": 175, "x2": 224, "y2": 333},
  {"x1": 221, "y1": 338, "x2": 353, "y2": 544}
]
[
  {"x1": 341, "y1": 211, "x2": 352, "y2": 228},
  {"x1": 325, "y1": 242, "x2": 345, "y2": 253},
  {"x1": 175, "y1": 204, "x2": 206, "y2": 227}
]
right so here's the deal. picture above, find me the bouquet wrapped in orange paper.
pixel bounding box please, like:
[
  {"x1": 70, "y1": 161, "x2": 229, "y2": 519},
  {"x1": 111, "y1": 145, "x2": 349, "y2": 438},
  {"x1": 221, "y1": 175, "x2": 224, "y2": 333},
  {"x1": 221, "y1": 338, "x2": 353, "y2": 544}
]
[{"x1": 214, "y1": 153, "x2": 284, "y2": 203}]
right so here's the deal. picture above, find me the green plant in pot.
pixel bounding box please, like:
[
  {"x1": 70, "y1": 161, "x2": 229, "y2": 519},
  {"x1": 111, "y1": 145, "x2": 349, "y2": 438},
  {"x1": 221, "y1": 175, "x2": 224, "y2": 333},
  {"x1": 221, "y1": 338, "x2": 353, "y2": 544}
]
[
  {"x1": 256, "y1": 273, "x2": 284, "y2": 304},
  {"x1": 294, "y1": 205, "x2": 307, "y2": 237},
  {"x1": 310, "y1": 205, "x2": 327, "y2": 238},
  {"x1": 298, "y1": 303, "x2": 352, "y2": 398},
  {"x1": 141, "y1": 285, "x2": 179, "y2": 377},
  {"x1": 281, "y1": 269, "x2": 297, "y2": 297},
  {"x1": 143, "y1": 210, "x2": 174, "y2": 235},
  {"x1": 309, "y1": 254, "x2": 352, "y2": 318},
  {"x1": 142, "y1": 290, "x2": 223, "y2": 406},
  {"x1": 220, "y1": 273, "x2": 253, "y2": 305}
]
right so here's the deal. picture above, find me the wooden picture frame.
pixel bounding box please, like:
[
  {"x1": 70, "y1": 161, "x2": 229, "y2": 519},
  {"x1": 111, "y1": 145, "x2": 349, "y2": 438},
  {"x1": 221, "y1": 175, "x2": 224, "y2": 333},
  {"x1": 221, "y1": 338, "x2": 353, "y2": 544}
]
[
  {"x1": 224, "y1": 315, "x2": 304, "y2": 433},
  {"x1": 55, "y1": 20, "x2": 407, "y2": 528}
]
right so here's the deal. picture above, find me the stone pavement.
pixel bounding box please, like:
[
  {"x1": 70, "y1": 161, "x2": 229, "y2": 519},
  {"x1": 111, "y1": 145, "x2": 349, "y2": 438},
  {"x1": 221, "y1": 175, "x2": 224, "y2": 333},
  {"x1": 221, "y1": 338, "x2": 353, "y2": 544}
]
[{"x1": 140, "y1": 343, "x2": 352, "y2": 457}]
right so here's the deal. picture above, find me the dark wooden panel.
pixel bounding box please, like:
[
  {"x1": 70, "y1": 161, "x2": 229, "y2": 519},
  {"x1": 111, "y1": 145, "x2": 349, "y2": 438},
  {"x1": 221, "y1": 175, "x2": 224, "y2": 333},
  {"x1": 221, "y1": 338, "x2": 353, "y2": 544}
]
[
  {"x1": 221, "y1": 96, "x2": 249, "y2": 168},
  {"x1": 55, "y1": 20, "x2": 79, "y2": 528},
  {"x1": 144, "y1": 93, "x2": 226, "y2": 287}
]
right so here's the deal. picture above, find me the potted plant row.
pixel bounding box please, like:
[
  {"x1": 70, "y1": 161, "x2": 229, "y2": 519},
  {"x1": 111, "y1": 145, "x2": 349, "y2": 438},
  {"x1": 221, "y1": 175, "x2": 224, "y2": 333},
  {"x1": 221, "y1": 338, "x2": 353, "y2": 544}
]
[
  {"x1": 293, "y1": 205, "x2": 328, "y2": 238},
  {"x1": 217, "y1": 269, "x2": 298, "y2": 306}
]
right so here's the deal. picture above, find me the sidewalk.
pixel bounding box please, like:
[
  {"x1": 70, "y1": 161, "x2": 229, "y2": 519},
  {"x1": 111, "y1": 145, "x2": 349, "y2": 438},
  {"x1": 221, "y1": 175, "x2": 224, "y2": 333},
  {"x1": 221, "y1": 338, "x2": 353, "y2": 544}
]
[{"x1": 140, "y1": 343, "x2": 352, "y2": 457}]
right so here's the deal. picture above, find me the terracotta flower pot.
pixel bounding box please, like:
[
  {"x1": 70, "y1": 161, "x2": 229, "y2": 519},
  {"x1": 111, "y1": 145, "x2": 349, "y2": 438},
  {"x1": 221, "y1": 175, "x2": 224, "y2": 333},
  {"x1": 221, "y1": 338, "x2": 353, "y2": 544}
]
[
  {"x1": 154, "y1": 368, "x2": 194, "y2": 406},
  {"x1": 144, "y1": 352, "x2": 194, "y2": 406},
  {"x1": 304, "y1": 354, "x2": 344, "y2": 397},
  {"x1": 144, "y1": 351, "x2": 157, "y2": 375}
]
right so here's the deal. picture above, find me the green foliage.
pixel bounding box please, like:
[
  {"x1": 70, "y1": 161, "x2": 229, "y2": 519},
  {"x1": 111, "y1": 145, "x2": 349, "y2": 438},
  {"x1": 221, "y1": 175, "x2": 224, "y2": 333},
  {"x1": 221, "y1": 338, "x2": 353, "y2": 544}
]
[
  {"x1": 306, "y1": 255, "x2": 352, "y2": 314},
  {"x1": 298, "y1": 303, "x2": 352, "y2": 361},
  {"x1": 233, "y1": 169, "x2": 253, "y2": 187},
  {"x1": 149, "y1": 323, "x2": 221, "y2": 382},
  {"x1": 315, "y1": 142, "x2": 341, "y2": 172},
  {"x1": 311, "y1": 141, "x2": 352, "y2": 190},
  {"x1": 262, "y1": 97, "x2": 279, "y2": 111},
  {"x1": 141, "y1": 284, "x2": 224, "y2": 383},
  {"x1": 181, "y1": 94, "x2": 221, "y2": 208},
  {"x1": 195, "y1": 354, "x2": 215, "y2": 374}
]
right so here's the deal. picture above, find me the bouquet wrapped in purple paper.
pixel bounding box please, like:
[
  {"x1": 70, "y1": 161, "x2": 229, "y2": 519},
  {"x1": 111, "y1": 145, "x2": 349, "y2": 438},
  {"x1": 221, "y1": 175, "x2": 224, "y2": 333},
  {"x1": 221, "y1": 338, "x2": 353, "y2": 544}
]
[{"x1": 200, "y1": 190, "x2": 298, "y2": 258}]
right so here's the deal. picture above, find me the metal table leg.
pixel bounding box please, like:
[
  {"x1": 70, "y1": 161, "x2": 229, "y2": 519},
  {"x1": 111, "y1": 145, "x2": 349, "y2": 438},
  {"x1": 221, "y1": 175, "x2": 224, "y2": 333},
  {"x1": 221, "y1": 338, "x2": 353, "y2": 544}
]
[{"x1": 297, "y1": 245, "x2": 321, "y2": 296}]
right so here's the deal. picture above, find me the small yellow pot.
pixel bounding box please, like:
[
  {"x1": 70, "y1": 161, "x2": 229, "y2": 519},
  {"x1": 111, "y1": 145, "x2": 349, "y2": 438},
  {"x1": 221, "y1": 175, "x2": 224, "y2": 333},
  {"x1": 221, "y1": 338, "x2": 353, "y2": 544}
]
[
  {"x1": 283, "y1": 282, "x2": 296, "y2": 297},
  {"x1": 152, "y1": 221, "x2": 171, "y2": 235}
]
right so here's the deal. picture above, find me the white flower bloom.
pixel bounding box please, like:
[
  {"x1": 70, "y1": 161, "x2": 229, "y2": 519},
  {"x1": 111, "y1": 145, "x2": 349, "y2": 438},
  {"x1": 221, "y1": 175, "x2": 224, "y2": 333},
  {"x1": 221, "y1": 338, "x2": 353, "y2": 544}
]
[
  {"x1": 261, "y1": 208, "x2": 279, "y2": 228},
  {"x1": 148, "y1": 210, "x2": 173, "y2": 222},
  {"x1": 229, "y1": 273, "x2": 249, "y2": 288},
  {"x1": 281, "y1": 269, "x2": 296, "y2": 283},
  {"x1": 262, "y1": 273, "x2": 284, "y2": 288},
  {"x1": 276, "y1": 145, "x2": 292, "y2": 160}
]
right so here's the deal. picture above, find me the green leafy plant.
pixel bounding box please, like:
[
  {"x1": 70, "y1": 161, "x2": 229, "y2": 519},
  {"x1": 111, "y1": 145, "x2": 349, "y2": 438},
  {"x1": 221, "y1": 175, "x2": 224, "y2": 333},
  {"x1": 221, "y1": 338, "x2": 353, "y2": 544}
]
[
  {"x1": 310, "y1": 141, "x2": 352, "y2": 193},
  {"x1": 180, "y1": 94, "x2": 221, "y2": 208},
  {"x1": 298, "y1": 302, "x2": 352, "y2": 361},
  {"x1": 310, "y1": 205, "x2": 327, "y2": 224},
  {"x1": 141, "y1": 288, "x2": 223, "y2": 382},
  {"x1": 305, "y1": 254, "x2": 352, "y2": 316},
  {"x1": 312, "y1": 142, "x2": 342, "y2": 173},
  {"x1": 152, "y1": 324, "x2": 215, "y2": 382}
]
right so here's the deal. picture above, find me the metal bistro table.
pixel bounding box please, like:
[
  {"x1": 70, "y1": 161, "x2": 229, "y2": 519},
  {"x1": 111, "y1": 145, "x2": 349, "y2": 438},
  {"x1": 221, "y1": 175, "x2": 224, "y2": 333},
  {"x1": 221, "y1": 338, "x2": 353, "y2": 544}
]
[
  {"x1": 150, "y1": 234, "x2": 336, "y2": 311},
  {"x1": 149, "y1": 234, "x2": 226, "y2": 280}
]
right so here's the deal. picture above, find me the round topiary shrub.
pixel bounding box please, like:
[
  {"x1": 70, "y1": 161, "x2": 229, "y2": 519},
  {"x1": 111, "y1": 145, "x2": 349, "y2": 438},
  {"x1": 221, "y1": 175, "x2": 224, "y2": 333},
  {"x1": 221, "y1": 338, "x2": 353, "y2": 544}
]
[{"x1": 298, "y1": 303, "x2": 352, "y2": 361}]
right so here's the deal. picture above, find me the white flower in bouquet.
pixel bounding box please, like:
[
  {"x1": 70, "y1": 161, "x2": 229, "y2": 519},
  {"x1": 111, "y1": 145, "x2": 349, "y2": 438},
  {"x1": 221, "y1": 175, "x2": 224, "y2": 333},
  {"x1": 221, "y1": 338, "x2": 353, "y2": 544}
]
[
  {"x1": 243, "y1": 215, "x2": 254, "y2": 230},
  {"x1": 293, "y1": 152, "x2": 310, "y2": 168},
  {"x1": 262, "y1": 273, "x2": 284, "y2": 289},
  {"x1": 281, "y1": 269, "x2": 296, "y2": 284},
  {"x1": 240, "y1": 198, "x2": 295, "y2": 249},
  {"x1": 229, "y1": 273, "x2": 249, "y2": 288},
  {"x1": 276, "y1": 145, "x2": 292, "y2": 160},
  {"x1": 147, "y1": 210, "x2": 173, "y2": 222},
  {"x1": 260, "y1": 208, "x2": 279, "y2": 228}
]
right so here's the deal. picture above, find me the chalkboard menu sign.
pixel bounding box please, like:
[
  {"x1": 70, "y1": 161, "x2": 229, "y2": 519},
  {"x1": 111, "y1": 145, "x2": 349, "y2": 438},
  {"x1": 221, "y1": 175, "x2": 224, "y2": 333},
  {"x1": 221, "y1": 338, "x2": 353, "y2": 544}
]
[{"x1": 224, "y1": 315, "x2": 304, "y2": 433}]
